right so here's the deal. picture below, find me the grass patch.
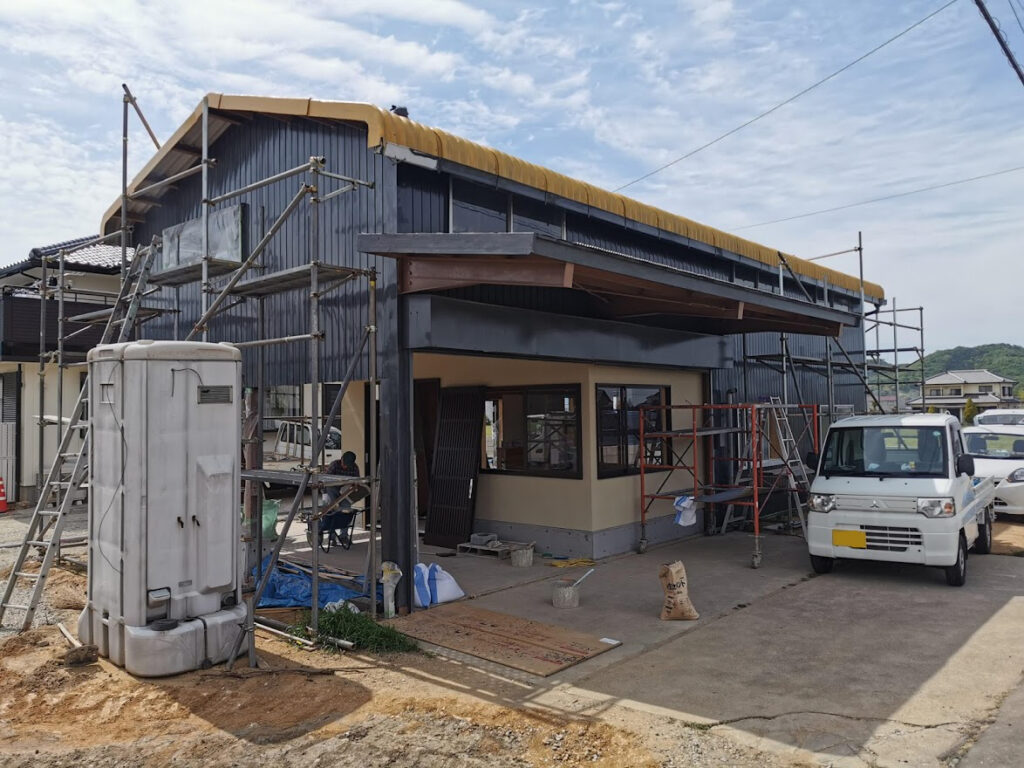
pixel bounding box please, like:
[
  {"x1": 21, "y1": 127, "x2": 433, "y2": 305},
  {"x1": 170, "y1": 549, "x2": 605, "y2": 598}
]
[{"x1": 291, "y1": 608, "x2": 419, "y2": 654}]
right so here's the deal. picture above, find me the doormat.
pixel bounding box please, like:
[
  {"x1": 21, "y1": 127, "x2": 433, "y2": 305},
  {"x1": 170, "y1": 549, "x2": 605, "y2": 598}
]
[{"x1": 388, "y1": 603, "x2": 620, "y2": 676}]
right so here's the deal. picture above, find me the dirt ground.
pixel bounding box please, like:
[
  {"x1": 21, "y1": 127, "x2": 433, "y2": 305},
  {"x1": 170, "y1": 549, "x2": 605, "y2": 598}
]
[
  {"x1": 992, "y1": 516, "x2": 1024, "y2": 556},
  {"x1": 0, "y1": 566, "x2": 786, "y2": 768}
]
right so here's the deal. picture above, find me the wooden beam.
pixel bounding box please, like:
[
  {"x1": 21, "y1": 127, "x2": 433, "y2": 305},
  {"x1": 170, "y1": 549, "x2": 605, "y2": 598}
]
[{"x1": 399, "y1": 257, "x2": 572, "y2": 294}]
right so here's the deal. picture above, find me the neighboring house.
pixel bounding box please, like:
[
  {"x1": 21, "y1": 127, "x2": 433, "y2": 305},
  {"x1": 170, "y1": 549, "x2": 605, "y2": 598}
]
[
  {"x1": 907, "y1": 369, "x2": 1019, "y2": 421},
  {"x1": 97, "y1": 93, "x2": 885, "y2": 606},
  {"x1": 0, "y1": 237, "x2": 126, "y2": 502}
]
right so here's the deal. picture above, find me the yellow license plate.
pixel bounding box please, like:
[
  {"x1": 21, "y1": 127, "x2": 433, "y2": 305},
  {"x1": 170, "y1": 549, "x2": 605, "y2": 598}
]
[{"x1": 832, "y1": 529, "x2": 867, "y2": 549}]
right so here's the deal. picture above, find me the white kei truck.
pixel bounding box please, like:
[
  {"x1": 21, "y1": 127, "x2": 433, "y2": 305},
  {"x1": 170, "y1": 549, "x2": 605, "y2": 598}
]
[{"x1": 806, "y1": 413, "x2": 995, "y2": 586}]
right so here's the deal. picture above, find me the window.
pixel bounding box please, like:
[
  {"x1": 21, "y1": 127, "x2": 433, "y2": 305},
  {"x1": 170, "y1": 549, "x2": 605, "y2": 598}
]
[
  {"x1": 512, "y1": 195, "x2": 563, "y2": 237},
  {"x1": 820, "y1": 426, "x2": 948, "y2": 478},
  {"x1": 928, "y1": 388, "x2": 941, "y2": 397},
  {"x1": 452, "y1": 178, "x2": 508, "y2": 233},
  {"x1": 979, "y1": 385, "x2": 993, "y2": 393},
  {"x1": 597, "y1": 385, "x2": 669, "y2": 478},
  {"x1": 948, "y1": 388, "x2": 962, "y2": 397},
  {"x1": 1003, "y1": 386, "x2": 1014, "y2": 397},
  {"x1": 263, "y1": 385, "x2": 302, "y2": 431},
  {"x1": 482, "y1": 386, "x2": 580, "y2": 477}
]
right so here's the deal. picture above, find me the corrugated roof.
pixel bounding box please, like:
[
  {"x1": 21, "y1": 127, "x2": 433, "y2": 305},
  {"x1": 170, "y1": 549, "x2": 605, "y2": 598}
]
[{"x1": 100, "y1": 93, "x2": 885, "y2": 299}]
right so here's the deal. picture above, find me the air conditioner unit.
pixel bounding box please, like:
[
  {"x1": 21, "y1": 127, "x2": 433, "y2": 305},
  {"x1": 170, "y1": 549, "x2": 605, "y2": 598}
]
[{"x1": 78, "y1": 340, "x2": 244, "y2": 676}]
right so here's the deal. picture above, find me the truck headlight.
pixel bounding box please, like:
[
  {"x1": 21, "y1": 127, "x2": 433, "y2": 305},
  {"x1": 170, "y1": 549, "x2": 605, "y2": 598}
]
[
  {"x1": 1006, "y1": 468, "x2": 1024, "y2": 484},
  {"x1": 917, "y1": 497, "x2": 955, "y2": 518},
  {"x1": 810, "y1": 494, "x2": 836, "y2": 513}
]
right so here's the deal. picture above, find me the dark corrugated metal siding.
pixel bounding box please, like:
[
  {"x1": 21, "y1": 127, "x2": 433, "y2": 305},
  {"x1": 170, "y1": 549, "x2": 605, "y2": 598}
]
[
  {"x1": 709, "y1": 323, "x2": 868, "y2": 412},
  {"x1": 133, "y1": 115, "x2": 393, "y2": 385},
  {"x1": 129, "y1": 114, "x2": 871, "y2": 404}
]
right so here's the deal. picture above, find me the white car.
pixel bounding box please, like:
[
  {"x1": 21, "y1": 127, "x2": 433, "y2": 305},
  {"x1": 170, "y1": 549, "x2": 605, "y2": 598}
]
[
  {"x1": 964, "y1": 425, "x2": 1024, "y2": 516},
  {"x1": 807, "y1": 413, "x2": 995, "y2": 586},
  {"x1": 974, "y1": 409, "x2": 1024, "y2": 426}
]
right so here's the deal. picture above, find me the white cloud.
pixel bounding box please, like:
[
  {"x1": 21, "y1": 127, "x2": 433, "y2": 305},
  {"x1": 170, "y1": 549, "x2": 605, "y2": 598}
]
[{"x1": 0, "y1": 0, "x2": 1022, "y2": 354}]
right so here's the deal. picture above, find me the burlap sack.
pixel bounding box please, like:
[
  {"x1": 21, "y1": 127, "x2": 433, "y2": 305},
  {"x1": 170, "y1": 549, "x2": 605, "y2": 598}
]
[{"x1": 659, "y1": 560, "x2": 699, "y2": 621}]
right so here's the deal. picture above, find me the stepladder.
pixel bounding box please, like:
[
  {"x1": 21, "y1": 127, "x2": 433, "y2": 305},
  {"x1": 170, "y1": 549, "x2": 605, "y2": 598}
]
[
  {"x1": 765, "y1": 396, "x2": 811, "y2": 539},
  {"x1": 0, "y1": 242, "x2": 157, "y2": 631}
]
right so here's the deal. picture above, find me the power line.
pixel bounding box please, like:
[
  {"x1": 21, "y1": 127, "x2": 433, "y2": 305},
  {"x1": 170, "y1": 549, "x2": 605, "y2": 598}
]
[
  {"x1": 736, "y1": 164, "x2": 1024, "y2": 229},
  {"x1": 613, "y1": 0, "x2": 960, "y2": 192},
  {"x1": 974, "y1": 0, "x2": 1024, "y2": 86},
  {"x1": 1007, "y1": 0, "x2": 1024, "y2": 36}
]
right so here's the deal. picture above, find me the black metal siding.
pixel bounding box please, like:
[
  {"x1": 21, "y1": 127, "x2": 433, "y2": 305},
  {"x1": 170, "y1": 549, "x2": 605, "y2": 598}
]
[
  {"x1": 709, "y1": 323, "x2": 868, "y2": 412},
  {"x1": 132, "y1": 115, "x2": 394, "y2": 385},
  {"x1": 0, "y1": 296, "x2": 108, "y2": 361},
  {"x1": 130, "y1": 115, "x2": 868, "y2": 400}
]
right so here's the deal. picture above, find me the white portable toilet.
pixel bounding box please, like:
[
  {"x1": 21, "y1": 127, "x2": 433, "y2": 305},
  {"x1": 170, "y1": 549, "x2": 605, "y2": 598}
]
[{"x1": 78, "y1": 340, "x2": 246, "y2": 676}]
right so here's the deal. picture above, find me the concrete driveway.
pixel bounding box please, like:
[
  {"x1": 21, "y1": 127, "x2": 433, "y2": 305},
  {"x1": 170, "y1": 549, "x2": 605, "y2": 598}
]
[{"x1": 457, "y1": 533, "x2": 1024, "y2": 767}]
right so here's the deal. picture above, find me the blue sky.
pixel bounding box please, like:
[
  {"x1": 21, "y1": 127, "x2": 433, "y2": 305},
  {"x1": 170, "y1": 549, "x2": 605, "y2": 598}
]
[{"x1": 1, "y1": 0, "x2": 1022, "y2": 353}]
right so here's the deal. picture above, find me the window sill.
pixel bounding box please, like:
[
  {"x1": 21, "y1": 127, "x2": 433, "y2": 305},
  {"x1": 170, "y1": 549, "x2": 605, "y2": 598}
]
[{"x1": 480, "y1": 469, "x2": 583, "y2": 480}]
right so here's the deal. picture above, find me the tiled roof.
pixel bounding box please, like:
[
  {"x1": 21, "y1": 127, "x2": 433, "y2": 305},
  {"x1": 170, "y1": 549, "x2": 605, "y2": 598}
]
[
  {"x1": 1, "y1": 235, "x2": 130, "y2": 279},
  {"x1": 29, "y1": 236, "x2": 124, "y2": 270},
  {"x1": 925, "y1": 369, "x2": 1015, "y2": 385}
]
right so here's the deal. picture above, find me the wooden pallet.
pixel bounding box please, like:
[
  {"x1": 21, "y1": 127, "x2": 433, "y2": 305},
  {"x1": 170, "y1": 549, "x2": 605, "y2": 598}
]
[
  {"x1": 389, "y1": 604, "x2": 620, "y2": 677},
  {"x1": 455, "y1": 540, "x2": 528, "y2": 559}
]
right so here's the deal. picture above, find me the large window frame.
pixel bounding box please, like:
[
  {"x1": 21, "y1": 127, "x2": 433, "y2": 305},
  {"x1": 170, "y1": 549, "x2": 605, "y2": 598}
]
[
  {"x1": 481, "y1": 384, "x2": 583, "y2": 479},
  {"x1": 596, "y1": 384, "x2": 671, "y2": 479}
]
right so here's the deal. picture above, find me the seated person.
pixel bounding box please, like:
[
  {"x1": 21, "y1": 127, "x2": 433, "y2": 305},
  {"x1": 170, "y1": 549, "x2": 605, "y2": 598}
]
[{"x1": 318, "y1": 451, "x2": 361, "y2": 548}]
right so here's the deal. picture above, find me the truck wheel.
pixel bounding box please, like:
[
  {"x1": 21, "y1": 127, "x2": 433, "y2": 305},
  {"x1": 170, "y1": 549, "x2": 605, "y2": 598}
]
[
  {"x1": 945, "y1": 533, "x2": 967, "y2": 587},
  {"x1": 974, "y1": 508, "x2": 993, "y2": 554},
  {"x1": 810, "y1": 554, "x2": 834, "y2": 574}
]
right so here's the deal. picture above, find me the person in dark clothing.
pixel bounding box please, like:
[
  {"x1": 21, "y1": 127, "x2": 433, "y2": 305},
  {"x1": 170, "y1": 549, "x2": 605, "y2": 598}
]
[{"x1": 314, "y1": 451, "x2": 361, "y2": 550}]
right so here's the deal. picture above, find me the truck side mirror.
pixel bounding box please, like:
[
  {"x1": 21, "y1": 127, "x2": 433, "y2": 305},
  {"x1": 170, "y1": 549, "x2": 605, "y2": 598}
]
[
  {"x1": 805, "y1": 451, "x2": 819, "y2": 469},
  {"x1": 956, "y1": 454, "x2": 975, "y2": 477}
]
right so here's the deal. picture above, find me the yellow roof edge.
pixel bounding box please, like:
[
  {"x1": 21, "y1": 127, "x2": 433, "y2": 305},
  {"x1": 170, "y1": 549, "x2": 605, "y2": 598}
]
[{"x1": 100, "y1": 93, "x2": 884, "y2": 300}]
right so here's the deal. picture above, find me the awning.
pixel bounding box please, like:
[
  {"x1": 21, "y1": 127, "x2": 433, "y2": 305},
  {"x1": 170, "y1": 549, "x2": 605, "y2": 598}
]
[{"x1": 358, "y1": 232, "x2": 858, "y2": 337}]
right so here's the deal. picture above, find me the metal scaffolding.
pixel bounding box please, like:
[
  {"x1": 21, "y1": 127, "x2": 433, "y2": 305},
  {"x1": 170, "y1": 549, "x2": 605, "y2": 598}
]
[
  {"x1": 7, "y1": 85, "x2": 384, "y2": 653},
  {"x1": 746, "y1": 233, "x2": 927, "y2": 415}
]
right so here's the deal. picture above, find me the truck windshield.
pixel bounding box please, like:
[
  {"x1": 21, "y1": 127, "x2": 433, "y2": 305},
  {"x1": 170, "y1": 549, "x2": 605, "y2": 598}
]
[
  {"x1": 964, "y1": 431, "x2": 1024, "y2": 459},
  {"x1": 820, "y1": 426, "x2": 948, "y2": 478}
]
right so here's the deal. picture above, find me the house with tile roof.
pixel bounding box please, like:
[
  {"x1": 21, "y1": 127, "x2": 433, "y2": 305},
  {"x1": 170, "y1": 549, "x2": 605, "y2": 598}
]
[
  {"x1": 907, "y1": 369, "x2": 1019, "y2": 420},
  {"x1": 0, "y1": 237, "x2": 131, "y2": 501}
]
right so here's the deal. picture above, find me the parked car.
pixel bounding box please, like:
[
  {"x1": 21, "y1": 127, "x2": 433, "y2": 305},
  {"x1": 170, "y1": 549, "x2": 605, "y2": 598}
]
[
  {"x1": 806, "y1": 413, "x2": 995, "y2": 586},
  {"x1": 267, "y1": 419, "x2": 343, "y2": 466},
  {"x1": 963, "y1": 424, "x2": 1024, "y2": 516},
  {"x1": 974, "y1": 409, "x2": 1024, "y2": 426}
]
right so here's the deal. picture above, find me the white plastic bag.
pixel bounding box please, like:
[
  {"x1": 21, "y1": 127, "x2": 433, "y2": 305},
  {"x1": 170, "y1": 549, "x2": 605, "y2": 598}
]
[
  {"x1": 427, "y1": 564, "x2": 465, "y2": 604},
  {"x1": 413, "y1": 563, "x2": 432, "y2": 608},
  {"x1": 673, "y1": 495, "x2": 697, "y2": 527}
]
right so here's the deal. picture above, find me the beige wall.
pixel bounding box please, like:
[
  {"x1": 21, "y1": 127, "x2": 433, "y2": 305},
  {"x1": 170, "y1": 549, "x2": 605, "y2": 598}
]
[
  {"x1": 412, "y1": 353, "x2": 705, "y2": 533},
  {"x1": 587, "y1": 364, "x2": 705, "y2": 531},
  {"x1": 0, "y1": 362, "x2": 86, "y2": 500}
]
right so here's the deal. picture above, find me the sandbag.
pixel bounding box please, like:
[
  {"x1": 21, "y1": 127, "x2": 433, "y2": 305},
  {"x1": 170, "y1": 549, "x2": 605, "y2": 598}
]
[
  {"x1": 658, "y1": 560, "x2": 699, "y2": 621},
  {"x1": 413, "y1": 563, "x2": 431, "y2": 608},
  {"x1": 428, "y1": 564, "x2": 465, "y2": 604}
]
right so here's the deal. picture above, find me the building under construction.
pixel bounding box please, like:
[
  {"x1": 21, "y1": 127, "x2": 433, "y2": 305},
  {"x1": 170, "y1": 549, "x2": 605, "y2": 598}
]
[{"x1": 4, "y1": 91, "x2": 924, "y2": 620}]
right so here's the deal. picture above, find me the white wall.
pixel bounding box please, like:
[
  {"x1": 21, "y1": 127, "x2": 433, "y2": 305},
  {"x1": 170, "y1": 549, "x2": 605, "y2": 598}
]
[{"x1": 0, "y1": 362, "x2": 86, "y2": 501}]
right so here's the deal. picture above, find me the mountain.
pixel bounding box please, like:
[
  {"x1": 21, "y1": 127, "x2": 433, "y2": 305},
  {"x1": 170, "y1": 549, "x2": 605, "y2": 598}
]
[{"x1": 920, "y1": 344, "x2": 1024, "y2": 396}]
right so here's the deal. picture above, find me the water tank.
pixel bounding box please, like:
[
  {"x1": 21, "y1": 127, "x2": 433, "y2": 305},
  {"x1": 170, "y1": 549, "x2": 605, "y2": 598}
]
[{"x1": 78, "y1": 340, "x2": 245, "y2": 676}]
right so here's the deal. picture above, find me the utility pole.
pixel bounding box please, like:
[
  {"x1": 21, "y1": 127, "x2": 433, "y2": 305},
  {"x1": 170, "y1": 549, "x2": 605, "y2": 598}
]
[{"x1": 974, "y1": 0, "x2": 1024, "y2": 87}]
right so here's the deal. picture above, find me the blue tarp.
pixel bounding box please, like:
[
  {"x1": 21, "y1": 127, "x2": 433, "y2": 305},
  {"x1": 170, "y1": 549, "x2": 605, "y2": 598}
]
[{"x1": 255, "y1": 556, "x2": 365, "y2": 609}]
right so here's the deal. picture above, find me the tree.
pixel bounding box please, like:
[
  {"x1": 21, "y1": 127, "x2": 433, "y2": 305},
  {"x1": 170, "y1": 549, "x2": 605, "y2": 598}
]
[
  {"x1": 962, "y1": 398, "x2": 978, "y2": 425},
  {"x1": 927, "y1": 406, "x2": 938, "y2": 414}
]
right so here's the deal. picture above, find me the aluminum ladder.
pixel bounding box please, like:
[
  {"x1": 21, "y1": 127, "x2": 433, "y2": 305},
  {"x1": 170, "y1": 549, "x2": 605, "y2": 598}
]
[
  {"x1": 766, "y1": 396, "x2": 810, "y2": 538},
  {"x1": 0, "y1": 244, "x2": 157, "y2": 631}
]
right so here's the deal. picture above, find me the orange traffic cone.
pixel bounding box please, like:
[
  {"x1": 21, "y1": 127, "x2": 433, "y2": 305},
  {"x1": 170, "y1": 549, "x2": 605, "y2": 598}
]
[{"x1": 0, "y1": 476, "x2": 7, "y2": 513}]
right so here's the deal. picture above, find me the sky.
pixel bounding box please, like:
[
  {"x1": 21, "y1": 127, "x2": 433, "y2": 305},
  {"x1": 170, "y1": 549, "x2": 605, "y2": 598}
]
[{"x1": 1, "y1": 0, "x2": 1023, "y2": 355}]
